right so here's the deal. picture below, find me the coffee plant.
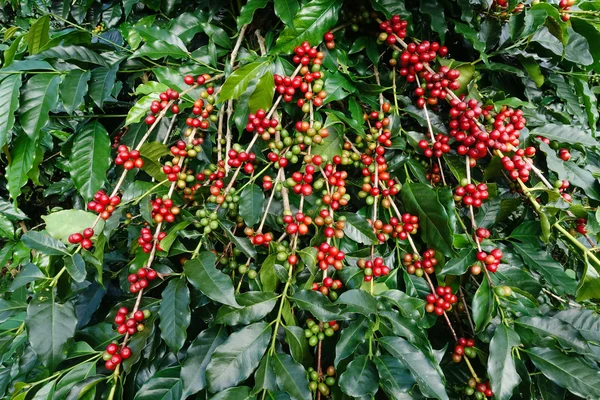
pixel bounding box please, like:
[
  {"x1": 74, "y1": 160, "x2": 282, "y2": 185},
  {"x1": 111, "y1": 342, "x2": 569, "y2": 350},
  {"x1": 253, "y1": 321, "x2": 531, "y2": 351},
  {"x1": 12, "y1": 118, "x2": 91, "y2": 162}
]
[{"x1": 1, "y1": 0, "x2": 600, "y2": 399}]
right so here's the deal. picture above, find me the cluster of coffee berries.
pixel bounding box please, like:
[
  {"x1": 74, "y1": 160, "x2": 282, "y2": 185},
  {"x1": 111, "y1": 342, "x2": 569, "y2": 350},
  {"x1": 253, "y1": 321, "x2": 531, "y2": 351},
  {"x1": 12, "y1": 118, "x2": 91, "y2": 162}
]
[
  {"x1": 494, "y1": 285, "x2": 513, "y2": 297},
  {"x1": 283, "y1": 212, "x2": 311, "y2": 236},
  {"x1": 316, "y1": 242, "x2": 345, "y2": 271},
  {"x1": 113, "y1": 306, "x2": 149, "y2": 336},
  {"x1": 146, "y1": 88, "x2": 180, "y2": 125},
  {"x1": 115, "y1": 145, "x2": 144, "y2": 170},
  {"x1": 465, "y1": 379, "x2": 493, "y2": 398},
  {"x1": 418, "y1": 134, "x2": 451, "y2": 158},
  {"x1": 262, "y1": 175, "x2": 276, "y2": 191},
  {"x1": 452, "y1": 337, "x2": 475, "y2": 363},
  {"x1": 313, "y1": 209, "x2": 345, "y2": 239},
  {"x1": 137, "y1": 227, "x2": 165, "y2": 253},
  {"x1": 243, "y1": 227, "x2": 274, "y2": 246},
  {"x1": 391, "y1": 214, "x2": 420, "y2": 240},
  {"x1": 245, "y1": 109, "x2": 279, "y2": 139},
  {"x1": 308, "y1": 365, "x2": 336, "y2": 396},
  {"x1": 558, "y1": 148, "x2": 571, "y2": 161},
  {"x1": 357, "y1": 257, "x2": 390, "y2": 281},
  {"x1": 415, "y1": 66, "x2": 461, "y2": 108},
  {"x1": 312, "y1": 277, "x2": 343, "y2": 300},
  {"x1": 501, "y1": 147, "x2": 535, "y2": 182},
  {"x1": 484, "y1": 107, "x2": 526, "y2": 153},
  {"x1": 475, "y1": 228, "x2": 491, "y2": 243},
  {"x1": 454, "y1": 183, "x2": 489, "y2": 208},
  {"x1": 112, "y1": 126, "x2": 128, "y2": 148},
  {"x1": 68, "y1": 227, "x2": 94, "y2": 250},
  {"x1": 294, "y1": 121, "x2": 329, "y2": 146},
  {"x1": 103, "y1": 341, "x2": 131, "y2": 371},
  {"x1": 476, "y1": 248, "x2": 503, "y2": 273},
  {"x1": 92, "y1": 22, "x2": 106, "y2": 35},
  {"x1": 128, "y1": 267, "x2": 158, "y2": 293},
  {"x1": 323, "y1": 31, "x2": 335, "y2": 49},
  {"x1": 320, "y1": 165, "x2": 350, "y2": 211},
  {"x1": 403, "y1": 249, "x2": 438, "y2": 276},
  {"x1": 287, "y1": 166, "x2": 315, "y2": 196},
  {"x1": 194, "y1": 209, "x2": 220, "y2": 234},
  {"x1": 558, "y1": 0, "x2": 575, "y2": 21},
  {"x1": 427, "y1": 163, "x2": 442, "y2": 184},
  {"x1": 183, "y1": 74, "x2": 211, "y2": 87},
  {"x1": 228, "y1": 148, "x2": 257, "y2": 174},
  {"x1": 576, "y1": 218, "x2": 588, "y2": 235},
  {"x1": 378, "y1": 15, "x2": 408, "y2": 43},
  {"x1": 304, "y1": 319, "x2": 338, "y2": 347},
  {"x1": 151, "y1": 198, "x2": 180, "y2": 223},
  {"x1": 426, "y1": 285, "x2": 458, "y2": 315},
  {"x1": 396, "y1": 41, "x2": 449, "y2": 82},
  {"x1": 87, "y1": 190, "x2": 120, "y2": 220}
]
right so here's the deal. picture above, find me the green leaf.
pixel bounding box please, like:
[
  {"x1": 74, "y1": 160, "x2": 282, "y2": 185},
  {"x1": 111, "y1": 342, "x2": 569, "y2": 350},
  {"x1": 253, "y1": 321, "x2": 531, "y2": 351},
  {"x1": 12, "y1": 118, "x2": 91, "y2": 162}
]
[
  {"x1": 133, "y1": 40, "x2": 188, "y2": 59},
  {"x1": 206, "y1": 322, "x2": 271, "y2": 392},
  {"x1": 515, "y1": 316, "x2": 592, "y2": 356},
  {"x1": 531, "y1": 27, "x2": 563, "y2": 56},
  {"x1": 519, "y1": 56, "x2": 544, "y2": 88},
  {"x1": 238, "y1": 0, "x2": 269, "y2": 28},
  {"x1": 0, "y1": 74, "x2": 21, "y2": 148},
  {"x1": 260, "y1": 254, "x2": 279, "y2": 292},
  {"x1": 27, "y1": 16, "x2": 50, "y2": 55},
  {"x1": 254, "y1": 353, "x2": 277, "y2": 393},
  {"x1": 0, "y1": 299, "x2": 27, "y2": 323},
  {"x1": 454, "y1": 22, "x2": 486, "y2": 53},
  {"x1": 134, "y1": 367, "x2": 182, "y2": 400},
  {"x1": 272, "y1": 352, "x2": 311, "y2": 400},
  {"x1": 472, "y1": 275, "x2": 493, "y2": 332},
  {"x1": 70, "y1": 121, "x2": 111, "y2": 201},
  {"x1": 379, "y1": 310, "x2": 429, "y2": 348},
  {"x1": 60, "y1": 70, "x2": 91, "y2": 115},
  {"x1": 379, "y1": 336, "x2": 448, "y2": 400},
  {"x1": 339, "y1": 212, "x2": 378, "y2": 245},
  {"x1": 337, "y1": 289, "x2": 378, "y2": 316},
  {"x1": 42, "y1": 210, "x2": 105, "y2": 243},
  {"x1": 488, "y1": 325, "x2": 521, "y2": 400},
  {"x1": 26, "y1": 288, "x2": 77, "y2": 371},
  {"x1": 574, "y1": 78, "x2": 599, "y2": 134},
  {"x1": 33, "y1": 381, "x2": 56, "y2": 400},
  {"x1": 8, "y1": 263, "x2": 45, "y2": 292},
  {"x1": 374, "y1": 355, "x2": 416, "y2": 398},
  {"x1": 181, "y1": 326, "x2": 227, "y2": 397},
  {"x1": 6, "y1": 133, "x2": 37, "y2": 201},
  {"x1": 159, "y1": 277, "x2": 190, "y2": 354},
  {"x1": 126, "y1": 93, "x2": 159, "y2": 126},
  {"x1": 22, "y1": 231, "x2": 68, "y2": 255},
  {"x1": 272, "y1": 0, "x2": 343, "y2": 54},
  {"x1": 64, "y1": 253, "x2": 86, "y2": 283},
  {"x1": 530, "y1": 124, "x2": 598, "y2": 147},
  {"x1": 524, "y1": 347, "x2": 600, "y2": 399},
  {"x1": 400, "y1": 183, "x2": 455, "y2": 257},
  {"x1": 512, "y1": 241, "x2": 577, "y2": 295},
  {"x1": 335, "y1": 316, "x2": 368, "y2": 366},
  {"x1": 219, "y1": 60, "x2": 270, "y2": 102},
  {"x1": 221, "y1": 225, "x2": 257, "y2": 259},
  {"x1": 0, "y1": 213, "x2": 14, "y2": 239},
  {"x1": 88, "y1": 63, "x2": 120, "y2": 109},
  {"x1": 547, "y1": 73, "x2": 587, "y2": 125},
  {"x1": 379, "y1": 290, "x2": 425, "y2": 319},
  {"x1": 239, "y1": 184, "x2": 265, "y2": 227},
  {"x1": 209, "y1": 387, "x2": 254, "y2": 400},
  {"x1": 37, "y1": 46, "x2": 109, "y2": 66},
  {"x1": 564, "y1": 29, "x2": 593, "y2": 66},
  {"x1": 420, "y1": 1, "x2": 446, "y2": 43},
  {"x1": 274, "y1": 0, "x2": 299, "y2": 26},
  {"x1": 555, "y1": 309, "x2": 600, "y2": 342},
  {"x1": 287, "y1": 290, "x2": 341, "y2": 321},
  {"x1": 53, "y1": 362, "x2": 97, "y2": 399},
  {"x1": 248, "y1": 70, "x2": 275, "y2": 113},
  {"x1": 18, "y1": 74, "x2": 60, "y2": 138},
  {"x1": 540, "y1": 142, "x2": 600, "y2": 201},
  {"x1": 338, "y1": 355, "x2": 379, "y2": 397},
  {"x1": 284, "y1": 326, "x2": 310, "y2": 364},
  {"x1": 184, "y1": 252, "x2": 240, "y2": 308},
  {"x1": 313, "y1": 114, "x2": 343, "y2": 162},
  {"x1": 440, "y1": 248, "x2": 476, "y2": 277},
  {"x1": 216, "y1": 292, "x2": 278, "y2": 326}
]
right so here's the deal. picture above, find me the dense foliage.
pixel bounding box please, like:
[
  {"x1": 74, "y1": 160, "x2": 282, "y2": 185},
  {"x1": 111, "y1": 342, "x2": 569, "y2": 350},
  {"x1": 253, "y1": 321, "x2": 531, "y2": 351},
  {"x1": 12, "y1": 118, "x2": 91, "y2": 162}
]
[{"x1": 1, "y1": 0, "x2": 600, "y2": 399}]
